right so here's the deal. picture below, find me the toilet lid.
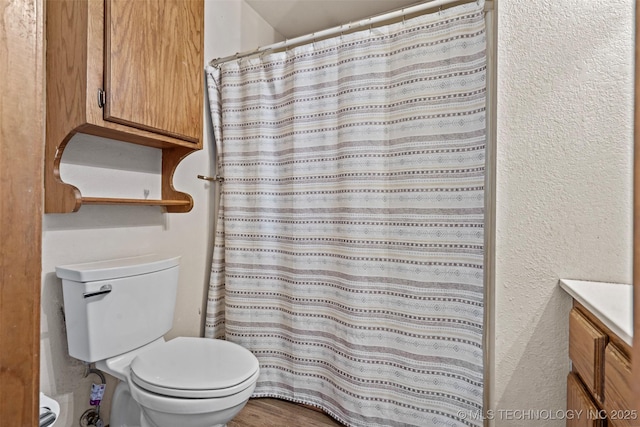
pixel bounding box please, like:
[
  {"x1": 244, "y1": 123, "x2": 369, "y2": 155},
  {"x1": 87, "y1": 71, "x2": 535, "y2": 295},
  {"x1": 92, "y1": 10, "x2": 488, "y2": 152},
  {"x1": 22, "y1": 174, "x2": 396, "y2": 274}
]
[{"x1": 130, "y1": 337, "x2": 259, "y2": 398}]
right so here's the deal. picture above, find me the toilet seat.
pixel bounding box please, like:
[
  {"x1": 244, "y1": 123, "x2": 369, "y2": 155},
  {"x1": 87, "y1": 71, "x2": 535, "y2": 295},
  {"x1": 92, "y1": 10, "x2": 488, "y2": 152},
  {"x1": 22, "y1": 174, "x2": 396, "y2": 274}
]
[{"x1": 130, "y1": 337, "x2": 259, "y2": 399}]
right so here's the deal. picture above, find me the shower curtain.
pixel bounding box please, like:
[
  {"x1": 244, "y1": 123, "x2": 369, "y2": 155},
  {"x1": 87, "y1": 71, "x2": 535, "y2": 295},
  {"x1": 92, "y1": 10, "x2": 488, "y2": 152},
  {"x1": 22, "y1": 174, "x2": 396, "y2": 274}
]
[{"x1": 205, "y1": 2, "x2": 486, "y2": 426}]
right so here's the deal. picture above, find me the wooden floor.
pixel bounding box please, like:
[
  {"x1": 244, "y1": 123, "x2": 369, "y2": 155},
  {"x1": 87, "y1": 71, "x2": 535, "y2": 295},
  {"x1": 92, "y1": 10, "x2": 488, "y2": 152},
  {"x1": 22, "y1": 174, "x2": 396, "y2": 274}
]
[{"x1": 229, "y1": 398, "x2": 344, "y2": 427}]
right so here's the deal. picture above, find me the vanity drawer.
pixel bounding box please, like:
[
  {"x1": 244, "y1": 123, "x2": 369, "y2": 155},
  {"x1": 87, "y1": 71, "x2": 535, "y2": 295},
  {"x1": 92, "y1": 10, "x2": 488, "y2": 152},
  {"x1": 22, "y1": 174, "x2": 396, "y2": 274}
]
[
  {"x1": 603, "y1": 344, "x2": 634, "y2": 427},
  {"x1": 569, "y1": 308, "x2": 607, "y2": 401},
  {"x1": 567, "y1": 372, "x2": 605, "y2": 427}
]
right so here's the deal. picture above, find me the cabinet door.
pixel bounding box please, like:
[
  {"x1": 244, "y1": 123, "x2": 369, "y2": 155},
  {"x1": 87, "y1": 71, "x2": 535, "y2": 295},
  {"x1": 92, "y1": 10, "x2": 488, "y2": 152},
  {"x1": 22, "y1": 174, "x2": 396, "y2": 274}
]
[
  {"x1": 567, "y1": 373, "x2": 605, "y2": 427},
  {"x1": 104, "y1": 0, "x2": 203, "y2": 143},
  {"x1": 604, "y1": 345, "x2": 635, "y2": 427}
]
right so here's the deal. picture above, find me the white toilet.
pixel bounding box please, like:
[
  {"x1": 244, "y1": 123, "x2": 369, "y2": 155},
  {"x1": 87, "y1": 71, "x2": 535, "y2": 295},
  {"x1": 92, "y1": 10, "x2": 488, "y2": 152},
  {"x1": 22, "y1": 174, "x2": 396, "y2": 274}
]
[{"x1": 56, "y1": 254, "x2": 259, "y2": 427}]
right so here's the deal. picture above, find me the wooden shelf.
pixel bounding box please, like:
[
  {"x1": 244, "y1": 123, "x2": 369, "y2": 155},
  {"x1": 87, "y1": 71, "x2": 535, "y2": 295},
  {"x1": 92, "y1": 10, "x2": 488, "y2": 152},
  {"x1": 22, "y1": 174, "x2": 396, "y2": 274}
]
[
  {"x1": 82, "y1": 197, "x2": 192, "y2": 207},
  {"x1": 46, "y1": 145, "x2": 196, "y2": 213}
]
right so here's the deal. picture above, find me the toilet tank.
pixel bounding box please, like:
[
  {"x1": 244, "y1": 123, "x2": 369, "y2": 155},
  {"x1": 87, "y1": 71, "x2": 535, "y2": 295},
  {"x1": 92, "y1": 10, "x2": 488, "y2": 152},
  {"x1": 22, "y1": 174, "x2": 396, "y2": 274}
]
[{"x1": 56, "y1": 254, "x2": 181, "y2": 363}]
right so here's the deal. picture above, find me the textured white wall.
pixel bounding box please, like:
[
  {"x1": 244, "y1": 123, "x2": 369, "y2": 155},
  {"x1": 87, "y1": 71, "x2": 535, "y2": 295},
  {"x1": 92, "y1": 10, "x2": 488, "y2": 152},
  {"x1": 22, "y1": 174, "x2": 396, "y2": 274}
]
[
  {"x1": 493, "y1": 0, "x2": 633, "y2": 424},
  {"x1": 39, "y1": 1, "x2": 281, "y2": 426}
]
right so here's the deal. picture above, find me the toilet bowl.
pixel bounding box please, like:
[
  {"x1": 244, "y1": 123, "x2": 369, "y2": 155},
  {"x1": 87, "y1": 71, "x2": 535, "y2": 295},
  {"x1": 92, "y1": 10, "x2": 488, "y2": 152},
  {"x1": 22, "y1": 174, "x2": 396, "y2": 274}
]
[
  {"x1": 106, "y1": 337, "x2": 259, "y2": 427},
  {"x1": 102, "y1": 337, "x2": 259, "y2": 427},
  {"x1": 56, "y1": 255, "x2": 259, "y2": 427}
]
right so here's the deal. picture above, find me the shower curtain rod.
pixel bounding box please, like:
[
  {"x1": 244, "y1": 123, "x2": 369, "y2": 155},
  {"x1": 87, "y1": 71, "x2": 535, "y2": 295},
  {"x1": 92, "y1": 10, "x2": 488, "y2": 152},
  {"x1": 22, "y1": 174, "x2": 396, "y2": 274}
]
[{"x1": 209, "y1": 0, "x2": 488, "y2": 66}]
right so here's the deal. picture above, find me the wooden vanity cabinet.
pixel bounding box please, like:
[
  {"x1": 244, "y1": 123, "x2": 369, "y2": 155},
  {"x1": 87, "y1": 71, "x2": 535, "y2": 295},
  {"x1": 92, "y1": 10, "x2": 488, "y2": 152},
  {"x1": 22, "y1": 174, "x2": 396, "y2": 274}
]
[
  {"x1": 45, "y1": 0, "x2": 204, "y2": 213},
  {"x1": 567, "y1": 304, "x2": 635, "y2": 427}
]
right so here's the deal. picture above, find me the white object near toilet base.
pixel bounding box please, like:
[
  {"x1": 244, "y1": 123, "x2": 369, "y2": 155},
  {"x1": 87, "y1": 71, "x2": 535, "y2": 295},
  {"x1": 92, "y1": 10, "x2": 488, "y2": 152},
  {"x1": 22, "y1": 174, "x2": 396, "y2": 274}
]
[{"x1": 39, "y1": 392, "x2": 60, "y2": 427}]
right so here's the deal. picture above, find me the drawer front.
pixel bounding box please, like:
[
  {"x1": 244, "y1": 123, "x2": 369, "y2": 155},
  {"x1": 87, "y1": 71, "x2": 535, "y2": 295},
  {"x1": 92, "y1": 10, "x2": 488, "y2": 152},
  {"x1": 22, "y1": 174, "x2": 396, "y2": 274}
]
[
  {"x1": 569, "y1": 308, "x2": 607, "y2": 401},
  {"x1": 567, "y1": 372, "x2": 605, "y2": 427},
  {"x1": 603, "y1": 344, "x2": 635, "y2": 427}
]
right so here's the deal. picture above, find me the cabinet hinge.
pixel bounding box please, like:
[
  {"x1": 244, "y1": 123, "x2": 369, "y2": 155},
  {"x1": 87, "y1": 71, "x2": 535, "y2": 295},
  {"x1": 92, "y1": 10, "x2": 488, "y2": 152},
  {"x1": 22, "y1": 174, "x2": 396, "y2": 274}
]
[{"x1": 97, "y1": 89, "x2": 106, "y2": 109}]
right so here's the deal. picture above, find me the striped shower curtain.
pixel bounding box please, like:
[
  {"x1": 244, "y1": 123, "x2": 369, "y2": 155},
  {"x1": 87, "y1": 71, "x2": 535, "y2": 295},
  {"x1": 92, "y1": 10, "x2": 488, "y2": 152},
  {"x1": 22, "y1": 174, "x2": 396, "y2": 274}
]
[{"x1": 205, "y1": 2, "x2": 486, "y2": 426}]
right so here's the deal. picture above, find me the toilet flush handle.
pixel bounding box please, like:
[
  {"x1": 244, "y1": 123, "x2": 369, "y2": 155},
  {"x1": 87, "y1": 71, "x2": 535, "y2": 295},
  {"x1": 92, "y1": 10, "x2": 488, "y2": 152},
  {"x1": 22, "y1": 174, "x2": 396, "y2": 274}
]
[{"x1": 83, "y1": 284, "x2": 112, "y2": 299}]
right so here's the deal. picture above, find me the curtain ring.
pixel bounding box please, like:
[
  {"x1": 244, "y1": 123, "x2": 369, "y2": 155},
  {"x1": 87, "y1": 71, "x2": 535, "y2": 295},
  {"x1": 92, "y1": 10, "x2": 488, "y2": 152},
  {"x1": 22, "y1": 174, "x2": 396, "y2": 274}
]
[{"x1": 344, "y1": 21, "x2": 351, "y2": 36}]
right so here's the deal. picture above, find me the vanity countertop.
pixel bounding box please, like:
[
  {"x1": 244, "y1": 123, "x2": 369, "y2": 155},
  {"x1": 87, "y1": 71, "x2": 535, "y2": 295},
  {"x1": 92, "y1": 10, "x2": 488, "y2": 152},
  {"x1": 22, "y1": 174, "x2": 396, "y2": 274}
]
[{"x1": 559, "y1": 279, "x2": 633, "y2": 346}]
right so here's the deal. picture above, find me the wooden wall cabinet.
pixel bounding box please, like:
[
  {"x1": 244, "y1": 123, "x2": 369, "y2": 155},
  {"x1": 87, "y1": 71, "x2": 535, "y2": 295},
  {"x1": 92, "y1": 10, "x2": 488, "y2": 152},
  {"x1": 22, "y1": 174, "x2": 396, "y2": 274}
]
[
  {"x1": 45, "y1": 0, "x2": 204, "y2": 213},
  {"x1": 567, "y1": 305, "x2": 635, "y2": 427}
]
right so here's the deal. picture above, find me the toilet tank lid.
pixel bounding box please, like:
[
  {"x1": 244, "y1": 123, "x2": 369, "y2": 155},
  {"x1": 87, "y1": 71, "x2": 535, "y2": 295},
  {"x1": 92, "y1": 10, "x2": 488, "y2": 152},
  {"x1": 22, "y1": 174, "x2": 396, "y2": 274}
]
[{"x1": 56, "y1": 254, "x2": 180, "y2": 282}]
